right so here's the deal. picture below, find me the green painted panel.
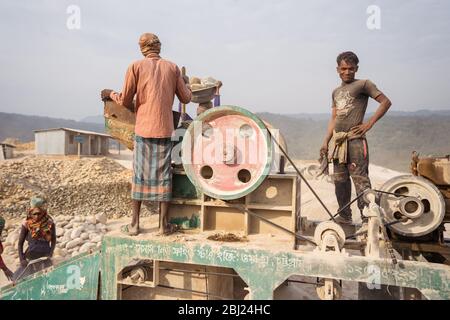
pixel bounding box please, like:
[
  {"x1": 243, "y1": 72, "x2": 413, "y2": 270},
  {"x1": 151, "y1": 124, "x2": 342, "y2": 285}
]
[
  {"x1": 172, "y1": 173, "x2": 199, "y2": 199},
  {"x1": 101, "y1": 236, "x2": 450, "y2": 300},
  {"x1": 0, "y1": 251, "x2": 100, "y2": 300}
]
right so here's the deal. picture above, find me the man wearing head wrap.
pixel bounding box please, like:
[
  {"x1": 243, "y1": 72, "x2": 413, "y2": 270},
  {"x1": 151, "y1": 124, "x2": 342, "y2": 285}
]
[
  {"x1": 101, "y1": 33, "x2": 191, "y2": 236},
  {"x1": 0, "y1": 216, "x2": 14, "y2": 281},
  {"x1": 14, "y1": 196, "x2": 56, "y2": 280},
  {"x1": 138, "y1": 33, "x2": 162, "y2": 57}
]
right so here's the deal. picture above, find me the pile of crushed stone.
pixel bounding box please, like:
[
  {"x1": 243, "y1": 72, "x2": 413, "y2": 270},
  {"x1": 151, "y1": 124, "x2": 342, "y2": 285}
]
[{"x1": 0, "y1": 156, "x2": 157, "y2": 219}]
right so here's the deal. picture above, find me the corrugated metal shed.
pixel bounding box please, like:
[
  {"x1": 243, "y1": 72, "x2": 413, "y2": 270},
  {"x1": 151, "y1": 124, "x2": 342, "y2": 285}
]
[
  {"x1": 34, "y1": 128, "x2": 111, "y2": 156},
  {"x1": 34, "y1": 127, "x2": 111, "y2": 137}
]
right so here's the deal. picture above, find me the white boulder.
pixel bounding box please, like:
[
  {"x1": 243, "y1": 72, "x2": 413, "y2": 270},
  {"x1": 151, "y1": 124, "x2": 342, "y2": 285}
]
[
  {"x1": 66, "y1": 238, "x2": 83, "y2": 250},
  {"x1": 70, "y1": 227, "x2": 84, "y2": 240},
  {"x1": 79, "y1": 242, "x2": 96, "y2": 253},
  {"x1": 95, "y1": 213, "x2": 107, "y2": 225}
]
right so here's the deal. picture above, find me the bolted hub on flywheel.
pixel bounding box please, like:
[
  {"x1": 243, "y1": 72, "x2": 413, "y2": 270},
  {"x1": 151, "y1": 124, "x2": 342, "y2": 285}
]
[
  {"x1": 378, "y1": 175, "x2": 446, "y2": 237},
  {"x1": 181, "y1": 106, "x2": 273, "y2": 200}
]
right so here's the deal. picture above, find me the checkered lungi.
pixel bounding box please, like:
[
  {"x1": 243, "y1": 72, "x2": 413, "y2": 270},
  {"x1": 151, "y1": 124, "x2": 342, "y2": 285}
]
[{"x1": 132, "y1": 136, "x2": 173, "y2": 201}]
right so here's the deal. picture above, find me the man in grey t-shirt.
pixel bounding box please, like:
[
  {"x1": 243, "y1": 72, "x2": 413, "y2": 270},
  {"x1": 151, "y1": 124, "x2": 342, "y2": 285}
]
[{"x1": 320, "y1": 51, "x2": 392, "y2": 224}]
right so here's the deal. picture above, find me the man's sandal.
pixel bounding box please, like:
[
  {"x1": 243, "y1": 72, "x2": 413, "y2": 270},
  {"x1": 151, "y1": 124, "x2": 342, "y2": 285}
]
[{"x1": 121, "y1": 224, "x2": 139, "y2": 236}]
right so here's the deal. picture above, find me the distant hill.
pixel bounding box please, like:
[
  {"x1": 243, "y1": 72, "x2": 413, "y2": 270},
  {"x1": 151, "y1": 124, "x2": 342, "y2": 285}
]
[
  {"x1": 257, "y1": 112, "x2": 450, "y2": 172},
  {"x1": 284, "y1": 109, "x2": 450, "y2": 120},
  {"x1": 2, "y1": 110, "x2": 449, "y2": 171},
  {"x1": 80, "y1": 115, "x2": 104, "y2": 124},
  {"x1": 0, "y1": 112, "x2": 106, "y2": 142},
  {"x1": 82, "y1": 109, "x2": 450, "y2": 123}
]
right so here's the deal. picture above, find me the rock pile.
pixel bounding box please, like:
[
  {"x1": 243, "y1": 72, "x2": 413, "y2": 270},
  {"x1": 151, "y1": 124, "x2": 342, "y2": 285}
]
[
  {"x1": 0, "y1": 156, "x2": 155, "y2": 219},
  {"x1": 0, "y1": 213, "x2": 109, "y2": 265}
]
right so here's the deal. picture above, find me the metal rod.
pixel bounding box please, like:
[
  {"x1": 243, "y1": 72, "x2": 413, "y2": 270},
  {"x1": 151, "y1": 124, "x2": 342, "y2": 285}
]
[
  {"x1": 373, "y1": 189, "x2": 411, "y2": 198},
  {"x1": 221, "y1": 200, "x2": 316, "y2": 245},
  {"x1": 159, "y1": 267, "x2": 241, "y2": 278},
  {"x1": 331, "y1": 189, "x2": 413, "y2": 221},
  {"x1": 286, "y1": 279, "x2": 317, "y2": 286},
  {"x1": 266, "y1": 128, "x2": 336, "y2": 222},
  {"x1": 345, "y1": 218, "x2": 408, "y2": 240},
  {"x1": 330, "y1": 193, "x2": 364, "y2": 220},
  {"x1": 121, "y1": 283, "x2": 231, "y2": 300},
  {"x1": 157, "y1": 284, "x2": 232, "y2": 300}
]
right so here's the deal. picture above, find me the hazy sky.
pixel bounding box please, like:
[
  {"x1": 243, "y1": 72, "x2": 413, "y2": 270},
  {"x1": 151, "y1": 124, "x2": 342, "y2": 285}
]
[{"x1": 1, "y1": 0, "x2": 449, "y2": 120}]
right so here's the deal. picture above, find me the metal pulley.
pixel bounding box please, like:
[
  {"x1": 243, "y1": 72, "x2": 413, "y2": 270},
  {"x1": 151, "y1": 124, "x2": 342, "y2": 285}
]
[
  {"x1": 314, "y1": 221, "x2": 346, "y2": 252},
  {"x1": 378, "y1": 175, "x2": 446, "y2": 237},
  {"x1": 182, "y1": 106, "x2": 273, "y2": 200},
  {"x1": 130, "y1": 266, "x2": 150, "y2": 284}
]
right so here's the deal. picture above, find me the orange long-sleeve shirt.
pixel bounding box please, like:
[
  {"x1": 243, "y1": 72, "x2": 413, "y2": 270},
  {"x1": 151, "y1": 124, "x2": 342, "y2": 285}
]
[{"x1": 110, "y1": 54, "x2": 192, "y2": 138}]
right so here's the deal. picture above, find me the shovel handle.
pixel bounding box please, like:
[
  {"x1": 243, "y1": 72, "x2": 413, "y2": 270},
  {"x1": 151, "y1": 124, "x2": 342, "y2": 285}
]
[{"x1": 181, "y1": 66, "x2": 187, "y2": 116}]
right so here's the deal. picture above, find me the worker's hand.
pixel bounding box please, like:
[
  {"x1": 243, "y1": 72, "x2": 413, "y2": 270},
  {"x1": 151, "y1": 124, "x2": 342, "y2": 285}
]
[
  {"x1": 215, "y1": 81, "x2": 223, "y2": 94},
  {"x1": 182, "y1": 75, "x2": 189, "y2": 85},
  {"x1": 319, "y1": 143, "x2": 328, "y2": 158},
  {"x1": 20, "y1": 259, "x2": 28, "y2": 268},
  {"x1": 351, "y1": 121, "x2": 374, "y2": 136},
  {"x1": 2, "y1": 268, "x2": 13, "y2": 281},
  {"x1": 101, "y1": 89, "x2": 113, "y2": 101}
]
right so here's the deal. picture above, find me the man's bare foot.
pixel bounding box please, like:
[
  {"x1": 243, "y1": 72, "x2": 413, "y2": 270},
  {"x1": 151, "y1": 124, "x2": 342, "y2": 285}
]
[
  {"x1": 157, "y1": 224, "x2": 179, "y2": 236},
  {"x1": 121, "y1": 224, "x2": 139, "y2": 236}
]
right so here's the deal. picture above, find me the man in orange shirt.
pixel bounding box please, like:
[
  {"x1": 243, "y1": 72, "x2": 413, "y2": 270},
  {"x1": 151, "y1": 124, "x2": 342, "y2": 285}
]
[{"x1": 102, "y1": 33, "x2": 191, "y2": 235}]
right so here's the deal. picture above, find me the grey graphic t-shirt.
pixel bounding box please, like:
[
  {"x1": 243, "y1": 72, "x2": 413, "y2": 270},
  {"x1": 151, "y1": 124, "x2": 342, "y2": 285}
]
[{"x1": 332, "y1": 79, "x2": 382, "y2": 133}]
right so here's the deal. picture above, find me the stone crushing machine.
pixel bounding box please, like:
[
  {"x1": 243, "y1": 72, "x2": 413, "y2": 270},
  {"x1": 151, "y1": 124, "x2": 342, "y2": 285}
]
[{"x1": 1, "y1": 100, "x2": 449, "y2": 300}]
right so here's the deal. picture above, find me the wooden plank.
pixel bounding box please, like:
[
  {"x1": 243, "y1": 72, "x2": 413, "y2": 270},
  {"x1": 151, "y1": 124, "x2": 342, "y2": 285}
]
[
  {"x1": 205, "y1": 266, "x2": 235, "y2": 300},
  {"x1": 291, "y1": 177, "x2": 298, "y2": 248},
  {"x1": 247, "y1": 204, "x2": 292, "y2": 211},
  {"x1": 154, "y1": 260, "x2": 160, "y2": 287},
  {"x1": 203, "y1": 201, "x2": 245, "y2": 208},
  {"x1": 204, "y1": 207, "x2": 245, "y2": 231},
  {"x1": 158, "y1": 262, "x2": 207, "y2": 293},
  {"x1": 248, "y1": 209, "x2": 293, "y2": 235},
  {"x1": 121, "y1": 285, "x2": 206, "y2": 300},
  {"x1": 244, "y1": 193, "x2": 250, "y2": 236},
  {"x1": 170, "y1": 198, "x2": 203, "y2": 206},
  {"x1": 248, "y1": 176, "x2": 294, "y2": 206},
  {"x1": 200, "y1": 194, "x2": 206, "y2": 232}
]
